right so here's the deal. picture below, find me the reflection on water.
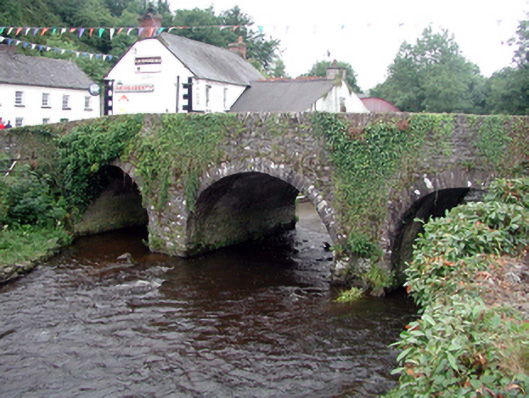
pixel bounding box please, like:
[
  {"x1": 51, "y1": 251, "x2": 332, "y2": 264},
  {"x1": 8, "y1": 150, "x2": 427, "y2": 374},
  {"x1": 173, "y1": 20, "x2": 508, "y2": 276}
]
[{"x1": 0, "y1": 202, "x2": 416, "y2": 397}]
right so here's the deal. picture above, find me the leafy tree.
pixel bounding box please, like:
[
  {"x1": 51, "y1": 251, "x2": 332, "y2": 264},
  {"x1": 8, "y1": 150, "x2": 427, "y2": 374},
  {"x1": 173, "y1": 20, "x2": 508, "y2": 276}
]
[
  {"x1": 171, "y1": 6, "x2": 280, "y2": 73},
  {"x1": 303, "y1": 60, "x2": 361, "y2": 92},
  {"x1": 485, "y1": 14, "x2": 529, "y2": 115},
  {"x1": 371, "y1": 27, "x2": 486, "y2": 113},
  {"x1": 272, "y1": 58, "x2": 288, "y2": 78}
]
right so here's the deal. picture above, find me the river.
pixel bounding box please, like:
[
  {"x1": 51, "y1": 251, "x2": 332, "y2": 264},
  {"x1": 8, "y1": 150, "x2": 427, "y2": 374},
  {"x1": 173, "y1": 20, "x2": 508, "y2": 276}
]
[{"x1": 0, "y1": 202, "x2": 416, "y2": 397}]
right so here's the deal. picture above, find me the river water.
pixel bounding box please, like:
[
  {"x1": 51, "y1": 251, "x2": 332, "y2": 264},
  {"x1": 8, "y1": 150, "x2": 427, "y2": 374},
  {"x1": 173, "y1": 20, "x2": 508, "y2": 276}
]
[{"x1": 0, "y1": 203, "x2": 416, "y2": 397}]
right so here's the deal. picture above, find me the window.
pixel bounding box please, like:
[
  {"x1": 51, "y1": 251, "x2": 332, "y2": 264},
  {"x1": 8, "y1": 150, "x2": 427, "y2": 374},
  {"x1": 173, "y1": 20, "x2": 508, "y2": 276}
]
[
  {"x1": 223, "y1": 88, "x2": 228, "y2": 109},
  {"x1": 62, "y1": 94, "x2": 70, "y2": 110},
  {"x1": 42, "y1": 118, "x2": 50, "y2": 124},
  {"x1": 15, "y1": 117, "x2": 23, "y2": 127},
  {"x1": 84, "y1": 96, "x2": 92, "y2": 111},
  {"x1": 205, "y1": 85, "x2": 211, "y2": 109},
  {"x1": 15, "y1": 91, "x2": 24, "y2": 107},
  {"x1": 42, "y1": 93, "x2": 50, "y2": 108},
  {"x1": 60, "y1": 118, "x2": 69, "y2": 123}
]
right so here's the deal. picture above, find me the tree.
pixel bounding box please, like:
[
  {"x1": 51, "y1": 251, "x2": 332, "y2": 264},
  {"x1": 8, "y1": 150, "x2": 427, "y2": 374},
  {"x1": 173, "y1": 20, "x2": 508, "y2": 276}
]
[
  {"x1": 485, "y1": 14, "x2": 529, "y2": 115},
  {"x1": 370, "y1": 27, "x2": 486, "y2": 113},
  {"x1": 272, "y1": 58, "x2": 288, "y2": 78},
  {"x1": 303, "y1": 60, "x2": 361, "y2": 92},
  {"x1": 171, "y1": 6, "x2": 280, "y2": 74}
]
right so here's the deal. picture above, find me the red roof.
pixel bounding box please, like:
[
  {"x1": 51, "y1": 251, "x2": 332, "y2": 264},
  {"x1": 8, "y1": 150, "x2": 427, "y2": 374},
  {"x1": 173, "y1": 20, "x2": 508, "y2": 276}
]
[{"x1": 361, "y1": 97, "x2": 401, "y2": 112}]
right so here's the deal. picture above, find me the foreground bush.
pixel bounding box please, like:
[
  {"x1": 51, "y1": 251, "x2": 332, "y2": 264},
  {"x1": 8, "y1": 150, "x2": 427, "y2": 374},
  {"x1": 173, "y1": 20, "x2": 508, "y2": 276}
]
[{"x1": 387, "y1": 178, "x2": 529, "y2": 397}]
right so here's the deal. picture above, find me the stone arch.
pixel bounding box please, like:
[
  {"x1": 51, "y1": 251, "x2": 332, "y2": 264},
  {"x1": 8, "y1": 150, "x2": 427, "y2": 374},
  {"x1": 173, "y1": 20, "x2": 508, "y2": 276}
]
[
  {"x1": 382, "y1": 169, "x2": 493, "y2": 280},
  {"x1": 74, "y1": 162, "x2": 148, "y2": 236},
  {"x1": 184, "y1": 159, "x2": 338, "y2": 256}
]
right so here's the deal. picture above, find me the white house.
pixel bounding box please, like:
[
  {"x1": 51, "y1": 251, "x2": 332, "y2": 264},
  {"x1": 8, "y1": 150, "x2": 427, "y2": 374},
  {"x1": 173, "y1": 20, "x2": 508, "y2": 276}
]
[
  {"x1": 104, "y1": 32, "x2": 264, "y2": 114},
  {"x1": 229, "y1": 78, "x2": 369, "y2": 113},
  {"x1": 0, "y1": 46, "x2": 100, "y2": 127}
]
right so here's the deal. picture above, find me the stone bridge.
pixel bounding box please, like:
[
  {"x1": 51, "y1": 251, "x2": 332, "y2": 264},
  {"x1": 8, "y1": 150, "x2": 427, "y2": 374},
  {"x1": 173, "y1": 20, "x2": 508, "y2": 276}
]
[{"x1": 2, "y1": 112, "x2": 528, "y2": 288}]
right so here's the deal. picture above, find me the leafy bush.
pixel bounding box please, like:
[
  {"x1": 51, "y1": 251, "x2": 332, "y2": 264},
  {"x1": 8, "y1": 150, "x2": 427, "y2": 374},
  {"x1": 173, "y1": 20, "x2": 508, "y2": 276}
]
[{"x1": 387, "y1": 178, "x2": 529, "y2": 397}]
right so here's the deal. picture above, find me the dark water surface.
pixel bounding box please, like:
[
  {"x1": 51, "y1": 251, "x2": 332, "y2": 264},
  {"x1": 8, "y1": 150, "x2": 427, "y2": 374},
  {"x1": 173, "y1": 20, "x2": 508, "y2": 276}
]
[{"x1": 0, "y1": 203, "x2": 416, "y2": 397}]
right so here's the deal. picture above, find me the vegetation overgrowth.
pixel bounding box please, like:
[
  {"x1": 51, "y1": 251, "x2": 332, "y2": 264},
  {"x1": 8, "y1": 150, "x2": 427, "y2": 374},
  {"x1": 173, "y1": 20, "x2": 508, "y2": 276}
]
[
  {"x1": 386, "y1": 177, "x2": 529, "y2": 397},
  {"x1": 313, "y1": 112, "x2": 528, "y2": 289},
  {"x1": 0, "y1": 112, "x2": 526, "y2": 286}
]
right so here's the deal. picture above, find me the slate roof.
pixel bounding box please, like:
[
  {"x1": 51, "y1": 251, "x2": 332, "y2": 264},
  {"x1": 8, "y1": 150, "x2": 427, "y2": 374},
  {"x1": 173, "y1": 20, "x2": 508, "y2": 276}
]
[
  {"x1": 229, "y1": 79, "x2": 336, "y2": 112},
  {"x1": 0, "y1": 49, "x2": 95, "y2": 89},
  {"x1": 158, "y1": 32, "x2": 263, "y2": 85}
]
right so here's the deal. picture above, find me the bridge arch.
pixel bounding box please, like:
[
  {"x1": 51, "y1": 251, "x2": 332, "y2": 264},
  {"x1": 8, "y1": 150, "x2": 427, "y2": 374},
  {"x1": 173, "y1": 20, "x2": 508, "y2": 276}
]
[
  {"x1": 74, "y1": 162, "x2": 148, "y2": 236},
  {"x1": 185, "y1": 159, "x2": 338, "y2": 256},
  {"x1": 383, "y1": 169, "x2": 493, "y2": 281}
]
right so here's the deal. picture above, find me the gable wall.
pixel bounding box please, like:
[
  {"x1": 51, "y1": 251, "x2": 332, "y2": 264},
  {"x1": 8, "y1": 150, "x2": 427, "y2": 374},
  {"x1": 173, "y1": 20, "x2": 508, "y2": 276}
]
[{"x1": 107, "y1": 38, "x2": 247, "y2": 114}]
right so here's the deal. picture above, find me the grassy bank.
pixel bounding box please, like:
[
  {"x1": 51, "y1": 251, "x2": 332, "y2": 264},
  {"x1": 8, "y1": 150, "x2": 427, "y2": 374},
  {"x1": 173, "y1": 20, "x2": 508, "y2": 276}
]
[{"x1": 386, "y1": 178, "x2": 529, "y2": 397}]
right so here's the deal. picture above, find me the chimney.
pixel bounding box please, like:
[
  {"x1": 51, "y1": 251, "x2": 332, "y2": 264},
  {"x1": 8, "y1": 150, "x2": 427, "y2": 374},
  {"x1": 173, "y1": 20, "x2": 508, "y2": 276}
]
[
  {"x1": 326, "y1": 60, "x2": 346, "y2": 80},
  {"x1": 138, "y1": 7, "x2": 162, "y2": 38},
  {"x1": 228, "y1": 36, "x2": 247, "y2": 59}
]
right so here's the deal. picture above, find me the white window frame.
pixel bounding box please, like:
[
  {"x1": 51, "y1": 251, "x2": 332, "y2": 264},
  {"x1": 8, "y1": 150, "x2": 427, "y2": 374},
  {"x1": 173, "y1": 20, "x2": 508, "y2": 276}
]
[
  {"x1": 62, "y1": 94, "x2": 71, "y2": 110},
  {"x1": 84, "y1": 96, "x2": 92, "y2": 111},
  {"x1": 15, "y1": 117, "x2": 23, "y2": 127},
  {"x1": 42, "y1": 118, "x2": 50, "y2": 124},
  {"x1": 15, "y1": 91, "x2": 24, "y2": 107},
  {"x1": 42, "y1": 93, "x2": 50, "y2": 108}
]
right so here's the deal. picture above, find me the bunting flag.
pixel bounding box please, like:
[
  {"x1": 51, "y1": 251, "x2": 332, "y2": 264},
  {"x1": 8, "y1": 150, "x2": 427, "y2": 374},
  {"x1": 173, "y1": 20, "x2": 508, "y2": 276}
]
[
  {"x1": 0, "y1": 35, "x2": 114, "y2": 61},
  {"x1": 0, "y1": 25, "x2": 245, "y2": 39}
]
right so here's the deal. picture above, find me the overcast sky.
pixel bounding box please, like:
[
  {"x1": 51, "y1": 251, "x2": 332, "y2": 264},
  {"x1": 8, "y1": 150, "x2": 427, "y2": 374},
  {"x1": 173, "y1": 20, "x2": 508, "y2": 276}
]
[{"x1": 168, "y1": 0, "x2": 528, "y2": 91}]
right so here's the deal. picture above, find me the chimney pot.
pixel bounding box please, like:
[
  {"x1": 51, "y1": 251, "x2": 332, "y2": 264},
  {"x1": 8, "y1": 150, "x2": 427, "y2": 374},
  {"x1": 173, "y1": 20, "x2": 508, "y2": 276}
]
[{"x1": 229, "y1": 36, "x2": 247, "y2": 59}]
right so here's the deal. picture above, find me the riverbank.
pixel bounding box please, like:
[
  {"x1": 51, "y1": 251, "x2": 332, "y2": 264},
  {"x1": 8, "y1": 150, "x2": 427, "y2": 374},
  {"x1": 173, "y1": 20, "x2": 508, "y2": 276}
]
[
  {"x1": 0, "y1": 225, "x2": 71, "y2": 283},
  {"x1": 386, "y1": 177, "x2": 529, "y2": 397}
]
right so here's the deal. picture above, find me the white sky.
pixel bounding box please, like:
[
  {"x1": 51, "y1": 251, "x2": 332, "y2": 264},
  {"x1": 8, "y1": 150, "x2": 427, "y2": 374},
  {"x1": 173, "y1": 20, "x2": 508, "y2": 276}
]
[{"x1": 168, "y1": 0, "x2": 529, "y2": 91}]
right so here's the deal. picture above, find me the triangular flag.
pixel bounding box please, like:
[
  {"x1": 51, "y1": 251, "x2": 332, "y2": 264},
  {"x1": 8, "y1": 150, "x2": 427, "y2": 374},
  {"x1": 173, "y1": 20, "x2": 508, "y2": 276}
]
[
  {"x1": 30, "y1": 43, "x2": 36, "y2": 49},
  {"x1": 259, "y1": 26, "x2": 263, "y2": 34},
  {"x1": 138, "y1": 27, "x2": 144, "y2": 36},
  {"x1": 32, "y1": 28, "x2": 39, "y2": 36},
  {"x1": 108, "y1": 55, "x2": 113, "y2": 61},
  {"x1": 52, "y1": 28, "x2": 56, "y2": 35},
  {"x1": 149, "y1": 27, "x2": 154, "y2": 37},
  {"x1": 24, "y1": 27, "x2": 30, "y2": 35},
  {"x1": 38, "y1": 45, "x2": 43, "y2": 50},
  {"x1": 168, "y1": 27, "x2": 175, "y2": 32},
  {"x1": 14, "y1": 40, "x2": 21, "y2": 46},
  {"x1": 22, "y1": 42, "x2": 28, "y2": 48},
  {"x1": 41, "y1": 28, "x2": 48, "y2": 35},
  {"x1": 95, "y1": 54, "x2": 101, "y2": 60},
  {"x1": 127, "y1": 27, "x2": 133, "y2": 35},
  {"x1": 98, "y1": 28, "x2": 104, "y2": 37},
  {"x1": 76, "y1": 51, "x2": 80, "y2": 57},
  {"x1": 0, "y1": 27, "x2": 4, "y2": 34},
  {"x1": 109, "y1": 28, "x2": 114, "y2": 40},
  {"x1": 61, "y1": 28, "x2": 67, "y2": 34},
  {"x1": 16, "y1": 27, "x2": 23, "y2": 35},
  {"x1": 60, "y1": 49, "x2": 66, "y2": 54},
  {"x1": 69, "y1": 28, "x2": 76, "y2": 33},
  {"x1": 7, "y1": 28, "x2": 13, "y2": 35},
  {"x1": 89, "y1": 53, "x2": 93, "y2": 59},
  {"x1": 79, "y1": 28, "x2": 85, "y2": 38},
  {"x1": 90, "y1": 28, "x2": 94, "y2": 37},
  {"x1": 117, "y1": 27, "x2": 123, "y2": 35},
  {"x1": 7, "y1": 38, "x2": 13, "y2": 44},
  {"x1": 0, "y1": 37, "x2": 5, "y2": 43}
]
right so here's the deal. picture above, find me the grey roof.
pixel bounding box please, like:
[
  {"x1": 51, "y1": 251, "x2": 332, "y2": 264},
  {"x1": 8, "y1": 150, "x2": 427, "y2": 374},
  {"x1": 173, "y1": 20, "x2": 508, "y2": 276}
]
[
  {"x1": 0, "y1": 49, "x2": 95, "y2": 89},
  {"x1": 229, "y1": 79, "x2": 335, "y2": 112},
  {"x1": 158, "y1": 32, "x2": 263, "y2": 85}
]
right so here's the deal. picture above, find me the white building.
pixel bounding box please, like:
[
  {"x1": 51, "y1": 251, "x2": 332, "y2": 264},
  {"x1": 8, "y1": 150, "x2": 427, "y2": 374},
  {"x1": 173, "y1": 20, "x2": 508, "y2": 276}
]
[
  {"x1": 105, "y1": 32, "x2": 263, "y2": 114},
  {"x1": 0, "y1": 46, "x2": 100, "y2": 127}
]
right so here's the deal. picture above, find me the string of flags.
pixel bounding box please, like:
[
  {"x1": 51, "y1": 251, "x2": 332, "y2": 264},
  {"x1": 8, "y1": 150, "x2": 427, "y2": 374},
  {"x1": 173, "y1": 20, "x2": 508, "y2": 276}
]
[
  {"x1": 0, "y1": 36, "x2": 113, "y2": 61},
  {"x1": 0, "y1": 25, "x2": 244, "y2": 40}
]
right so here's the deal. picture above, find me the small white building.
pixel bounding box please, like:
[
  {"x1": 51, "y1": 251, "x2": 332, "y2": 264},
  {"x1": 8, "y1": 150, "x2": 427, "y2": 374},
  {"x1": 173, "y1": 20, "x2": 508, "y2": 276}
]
[
  {"x1": 229, "y1": 78, "x2": 369, "y2": 113},
  {"x1": 0, "y1": 47, "x2": 100, "y2": 127},
  {"x1": 105, "y1": 32, "x2": 263, "y2": 114}
]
